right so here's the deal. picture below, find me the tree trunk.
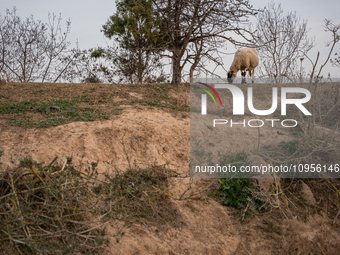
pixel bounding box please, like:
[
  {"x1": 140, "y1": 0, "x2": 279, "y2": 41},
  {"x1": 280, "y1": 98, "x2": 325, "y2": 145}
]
[
  {"x1": 172, "y1": 60, "x2": 181, "y2": 86},
  {"x1": 171, "y1": 48, "x2": 182, "y2": 86},
  {"x1": 137, "y1": 48, "x2": 143, "y2": 83}
]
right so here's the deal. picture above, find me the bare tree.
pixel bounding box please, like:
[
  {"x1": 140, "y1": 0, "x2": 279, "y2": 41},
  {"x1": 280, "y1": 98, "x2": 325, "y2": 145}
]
[
  {"x1": 253, "y1": 3, "x2": 314, "y2": 83},
  {"x1": 307, "y1": 19, "x2": 340, "y2": 82},
  {"x1": 0, "y1": 8, "x2": 45, "y2": 82},
  {"x1": 152, "y1": 0, "x2": 259, "y2": 86},
  {"x1": 0, "y1": 7, "x2": 74, "y2": 83}
]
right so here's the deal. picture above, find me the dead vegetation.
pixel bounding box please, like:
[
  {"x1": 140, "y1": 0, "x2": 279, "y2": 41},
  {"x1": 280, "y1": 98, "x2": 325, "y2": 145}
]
[
  {"x1": 0, "y1": 152, "x2": 183, "y2": 254},
  {"x1": 0, "y1": 156, "x2": 108, "y2": 254}
]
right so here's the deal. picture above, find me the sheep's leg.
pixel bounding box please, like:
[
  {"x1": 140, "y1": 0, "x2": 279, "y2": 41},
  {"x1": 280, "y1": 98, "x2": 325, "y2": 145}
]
[
  {"x1": 249, "y1": 70, "x2": 255, "y2": 83},
  {"x1": 241, "y1": 71, "x2": 246, "y2": 84}
]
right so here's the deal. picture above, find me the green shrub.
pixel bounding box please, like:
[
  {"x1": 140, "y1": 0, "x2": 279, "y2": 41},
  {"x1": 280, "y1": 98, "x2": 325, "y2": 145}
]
[{"x1": 215, "y1": 178, "x2": 265, "y2": 213}]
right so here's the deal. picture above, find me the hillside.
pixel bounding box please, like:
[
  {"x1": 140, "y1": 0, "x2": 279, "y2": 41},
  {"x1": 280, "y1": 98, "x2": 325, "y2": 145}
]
[{"x1": 0, "y1": 81, "x2": 340, "y2": 254}]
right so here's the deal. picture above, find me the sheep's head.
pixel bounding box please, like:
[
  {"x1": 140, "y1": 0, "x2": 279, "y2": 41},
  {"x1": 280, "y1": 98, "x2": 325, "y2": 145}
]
[{"x1": 227, "y1": 70, "x2": 236, "y2": 84}]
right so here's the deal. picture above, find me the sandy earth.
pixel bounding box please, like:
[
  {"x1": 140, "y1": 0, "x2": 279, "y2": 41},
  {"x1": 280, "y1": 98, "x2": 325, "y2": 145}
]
[
  {"x1": 1, "y1": 84, "x2": 340, "y2": 254},
  {"x1": 0, "y1": 108, "x2": 190, "y2": 173}
]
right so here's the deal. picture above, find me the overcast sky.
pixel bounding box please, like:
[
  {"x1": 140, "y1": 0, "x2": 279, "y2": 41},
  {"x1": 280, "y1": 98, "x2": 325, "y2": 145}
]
[{"x1": 1, "y1": 0, "x2": 339, "y2": 79}]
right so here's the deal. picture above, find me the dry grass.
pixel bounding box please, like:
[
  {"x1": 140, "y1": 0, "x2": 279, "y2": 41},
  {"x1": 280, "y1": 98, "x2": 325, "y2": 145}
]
[
  {"x1": 0, "y1": 156, "x2": 109, "y2": 254},
  {"x1": 0, "y1": 152, "x2": 182, "y2": 254}
]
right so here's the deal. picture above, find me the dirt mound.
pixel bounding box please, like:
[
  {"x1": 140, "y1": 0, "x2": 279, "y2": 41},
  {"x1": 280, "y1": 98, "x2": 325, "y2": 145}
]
[
  {"x1": 1, "y1": 82, "x2": 340, "y2": 254},
  {"x1": 0, "y1": 108, "x2": 190, "y2": 173}
]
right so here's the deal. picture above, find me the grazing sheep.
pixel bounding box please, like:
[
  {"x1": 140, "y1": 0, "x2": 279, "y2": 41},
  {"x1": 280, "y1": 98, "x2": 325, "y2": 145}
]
[{"x1": 227, "y1": 48, "x2": 259, "y2": 84}]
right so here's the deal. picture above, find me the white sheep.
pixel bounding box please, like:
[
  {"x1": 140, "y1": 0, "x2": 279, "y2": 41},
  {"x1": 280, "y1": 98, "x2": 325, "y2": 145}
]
[{"x1": 227, "y1": 48, "x2": 259, "y2": 84}]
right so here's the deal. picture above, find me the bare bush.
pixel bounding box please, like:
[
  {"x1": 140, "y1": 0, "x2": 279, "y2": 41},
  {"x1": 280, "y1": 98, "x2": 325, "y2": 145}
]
[{"x1": 253, "y1": 3, "x2": 314, "y2": 83}]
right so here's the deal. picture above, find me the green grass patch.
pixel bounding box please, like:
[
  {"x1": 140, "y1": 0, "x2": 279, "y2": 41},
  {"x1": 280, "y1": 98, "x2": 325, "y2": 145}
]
[
  {"x1": 0, "y1": 101, "x2": 33, "y2": 113},
  {"x1": 2, "y1": 99, "x2": 110, "y2": 128}
]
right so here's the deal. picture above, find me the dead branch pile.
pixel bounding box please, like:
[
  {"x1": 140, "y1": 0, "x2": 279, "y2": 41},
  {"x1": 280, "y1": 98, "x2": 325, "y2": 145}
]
[{"x1": 0, "y1": 156, "x2": 108, "y2": 254}]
